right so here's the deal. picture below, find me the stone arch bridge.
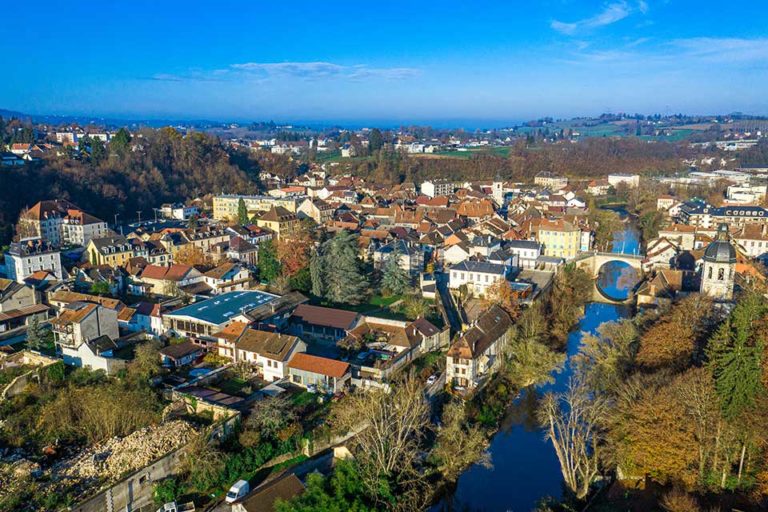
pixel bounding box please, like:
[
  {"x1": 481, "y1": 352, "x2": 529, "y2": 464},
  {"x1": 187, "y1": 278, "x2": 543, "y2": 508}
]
[{"x1": 573, "y1": 251, "x2": 645, "y2": 304}]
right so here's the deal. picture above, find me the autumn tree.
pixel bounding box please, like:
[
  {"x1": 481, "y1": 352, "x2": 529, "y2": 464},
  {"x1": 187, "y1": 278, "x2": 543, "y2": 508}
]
[
  {"x1": 174, "y1": 243, "x2": 212, "y2": 267},
  {"x1": 636, "y1": 295, "x2": 713, "y2": 371},
  {"x1": 482, "y1": 279, "x2": 520, "y2": 319}
]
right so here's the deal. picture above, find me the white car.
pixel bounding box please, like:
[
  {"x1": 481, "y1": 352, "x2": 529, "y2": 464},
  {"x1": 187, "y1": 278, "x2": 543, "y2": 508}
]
[
  {"x1": 225, "y1": 480, "x2": 250, "y2": 503},
  {"x1": 426, "y1": 374, "x2": 438, "y2": 386}
]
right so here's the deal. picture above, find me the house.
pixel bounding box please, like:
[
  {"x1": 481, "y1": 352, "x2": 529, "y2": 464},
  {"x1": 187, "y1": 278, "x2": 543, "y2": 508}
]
[
  {"x1": 449, "y1": 260, "x2": 508, "y2": 297},
  {"x1": 643, "y1": 237, "x2": 680, "y2": 272},
  {"x1": 128, "y1": 301, "x2": 165, "y2": 337},
  {"x1": 297, "y1": 198, "x2": 335, "y2": 225},
  {"x1": 372, "y1": 240, "x2": 425, "y2": 277},
  {"x1": 586, "y1": 179, "x2": 611, "y2": 196},
  {"x1": 231, "y1": 473, "x2": 305, "y2": 512},
  {"x1": 504, "y1": 240, "x2": 542, "y2": 269},
  {"x1": 446, "y1": 304, "x2": 512, "y2": 389},
  {"x1": 608, "y1": 174, "x2": 640, "y2": 188},
  {"x1": 139, "y1": 264, "x2": 203, "y2": 296},
  {"x1": 51, "y1": 302, "x2": 125, "y2": 375},
  {"x1": 159, "y1": 202, "x2": 199, "y2": 220},
  {"x1": 254, "y1": 206, "x2": 300, "y2": 239},
  {"x1": 0, "y1": 279, "x2": 48, "y2": 333},
  {"x1": 85, "y1": 236, "x2": 134, "y2": 267},
  {"x1": 159, "y1": 340, "x2": 204, "y2": 368},
  {"x1": 203, "y1": 263, "x2": 250, "y2": 294},
  {"x1": 5, "y1": 239, "x2": 63, "y2": 283},
  {"x1": 287, "y1": 353, "x2": 351, "y2": 393},
  {"x1": 656, "y1": 195, "x2": 678, "y2": 211},
  {"x1": 534, "y1": 172, "x2": 568, "y2": 190},
  {"x1": 288, "y1": 304, "x2": 361, "y2": 342},
  {"x1": 17, "y1": 200, "x2": 105, "y2": 247},
  {"x1": 1, "y1": 152, "x2": 24, "y2": 167},
  {"x1": 226, "y1": 236, "x2": 259, "y2": 266},
  {"x1": 163, "y1": 290, "x2": 279, "y2": 344},
  {"x1": 420, "y1": 179, "x2": 454, "y2": 198},
  {"x1": 227, "y1": 328, "x2": 306, "y2": 382},
  {"x1": 536, "y1": 218, "x2": 581, "y2": 260}
]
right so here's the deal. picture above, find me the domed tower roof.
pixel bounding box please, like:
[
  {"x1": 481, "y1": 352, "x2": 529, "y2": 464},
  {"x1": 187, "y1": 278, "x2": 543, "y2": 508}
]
[{"x1": 703, "y1": 224, "x2": 736, "y2": 263}]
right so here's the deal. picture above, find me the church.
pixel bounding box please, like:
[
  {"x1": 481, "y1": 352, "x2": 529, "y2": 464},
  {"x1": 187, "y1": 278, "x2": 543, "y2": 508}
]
[{"x1": 700, "y1": 224, "x2": 736, "y2": 301}]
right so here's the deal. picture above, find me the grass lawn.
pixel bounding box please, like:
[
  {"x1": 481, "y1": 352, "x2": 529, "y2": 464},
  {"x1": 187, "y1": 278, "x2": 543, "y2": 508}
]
[
  {"x1": 215, "y1": 376, "x2": 249, "y2": 395},
  {"x1": 291, "y1": 390, "x2": 319, "y2": 407},
  {"x1": 312, "y1": 294, "x2": 402, "y2": 313}
]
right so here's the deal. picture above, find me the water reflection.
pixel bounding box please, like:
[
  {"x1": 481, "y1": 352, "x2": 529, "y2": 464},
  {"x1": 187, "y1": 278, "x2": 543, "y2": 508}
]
[{"x1": 596, "y1": 261, "x2": 639, "y2": 301}]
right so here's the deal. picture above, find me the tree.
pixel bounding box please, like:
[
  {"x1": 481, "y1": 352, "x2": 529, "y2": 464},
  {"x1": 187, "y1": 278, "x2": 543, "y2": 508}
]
[
  {"x1": 174, "y1": 243, "x2": 211, "y2": 267},
  {"x1": 182, "y1": 435, "x2": 227, "y2": 492},
  {"x1": 258, "y1": 239, "x2": 281, "y2": 283},
  {"x1": 573, "y1": 320, "x2": 638, "y2": 394},
  {"x1": 275, "y1": 459, "x2": 373, "y2": 512},
  {"x1": 636, "y1": 295, "x2": 713, "y2": 371},
  {"x1": 91, "y1": 137, "x2": 107, "y2": 163},
  {"x1": 588, "y1": 207, "x2": 622, "y2": 251},
  {"x1": 237, "y1": 198, "x2": 249, "y2": 225},
  {"x1": 89, "y1": 280, "x2": 111, "y2": 296},
  {"x1": 240, "y1": 395, "x2": 297, "y2": 446},
  {"x1": 26, "y1": 315, "x2": 44, "y2": 351},
  {"x1": 310, "y1": 248, "x2": 324, "y2": 297},
  {"x1": 400, "y1": 294, "x2": 430, "y2": 320},
  {"x1": 380, "y1": 245, "x2": 410, "y2": 296},
  {"x1": 331, "y1": 374, "x2": 430, "y2": 509},
  {"x1": 482, "y1": 279, "x2": 520, "y2": 319},
  {"x1": 430, "y1": 400, "x2": 490, "y2": 482},
  {"x1": 369, "y1": 128, "x2": 384, "y2": 152},
  {"x1": 539, "y1": 379, "x2": 606, "y2": 500},
  {"x1": 504, "y1": 330, "x2": 566, "y2": 388},
  {"x1": 323, "y1": 230, "x2": 368, "y2": 305},
  {"x1": 110, "y1": 128, "x2": 132, "y2": 156},
  {"x1": 129, "y1": 340, "x2": 163, "y2": 383},
  {"x1": 276, "y1": 224, "x2": 313, "y2": 278}
]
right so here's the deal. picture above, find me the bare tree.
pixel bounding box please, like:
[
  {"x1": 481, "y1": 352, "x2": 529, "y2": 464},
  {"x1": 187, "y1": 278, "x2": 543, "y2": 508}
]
[
  {"x1": 430, "y1": 400, "x2": 491, "y2": 482},
  {"x1": 538, "y1": 378, "x2": 606, "y2": 500},
  {"x1": 332, "y1": 374, "x2": 431, "y2": 510}
]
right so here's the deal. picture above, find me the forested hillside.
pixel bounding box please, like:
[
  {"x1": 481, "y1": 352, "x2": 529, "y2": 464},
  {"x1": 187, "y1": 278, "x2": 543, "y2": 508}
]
[{"x1": 0, "y1": 128, "x2": 262, "y2": 243}]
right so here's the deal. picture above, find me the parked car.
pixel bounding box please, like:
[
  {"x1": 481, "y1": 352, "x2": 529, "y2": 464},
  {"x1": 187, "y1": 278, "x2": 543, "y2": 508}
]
[
  {"x1": 225, "y1": 479, "x2": 250, "y2": 503},
  {"x1": 156, "y1": 502, "x2": 194, "y2": 512},
  {"x1": 426, "y1": 374, "x2": 438, "y2": 386}
]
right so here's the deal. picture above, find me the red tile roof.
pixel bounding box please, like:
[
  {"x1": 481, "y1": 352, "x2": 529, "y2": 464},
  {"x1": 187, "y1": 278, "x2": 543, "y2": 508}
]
[{"x1": 288, "y1": 353, "x2": 350, "y2": 378}]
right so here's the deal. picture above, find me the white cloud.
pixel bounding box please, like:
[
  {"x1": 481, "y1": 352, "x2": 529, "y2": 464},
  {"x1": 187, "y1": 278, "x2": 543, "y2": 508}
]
[
  {"x1": 551, "y1": 1, "x2": 644, "y2": 35},
  {"x1": 149, "y1": 61, "x2": 421, "y2": 83},
  {"x1": 671, "y1": 37, "x2": 768, "y2": 63}
]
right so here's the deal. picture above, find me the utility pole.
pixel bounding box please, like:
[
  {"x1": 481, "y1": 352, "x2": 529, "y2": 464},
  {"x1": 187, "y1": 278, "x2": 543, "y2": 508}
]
[{"x1": 136, "y1": 210, "x2": 142, "y2": 223}]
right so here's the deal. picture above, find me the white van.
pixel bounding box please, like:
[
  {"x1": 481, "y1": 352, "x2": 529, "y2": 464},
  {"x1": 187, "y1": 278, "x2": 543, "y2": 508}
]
[{"x1": 225, "y1": 479, "x2": 250, "y2": 503}]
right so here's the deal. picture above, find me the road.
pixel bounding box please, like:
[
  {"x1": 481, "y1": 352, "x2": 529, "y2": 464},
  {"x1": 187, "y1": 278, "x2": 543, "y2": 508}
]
[{"x1": 435, "y1": 272, "x2": 462, "y2": 334}]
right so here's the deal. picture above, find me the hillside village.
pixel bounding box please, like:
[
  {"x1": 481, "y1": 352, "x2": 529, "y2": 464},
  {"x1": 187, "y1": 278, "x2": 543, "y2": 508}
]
[{"x1": 2, "y1": 123, "x2": 768, "y2": 512}]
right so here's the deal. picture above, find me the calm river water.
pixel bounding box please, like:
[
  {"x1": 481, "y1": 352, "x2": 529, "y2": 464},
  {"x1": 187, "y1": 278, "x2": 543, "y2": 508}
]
[{"x1": 435, "y1": 222, "x2": 639, "y2": 512}]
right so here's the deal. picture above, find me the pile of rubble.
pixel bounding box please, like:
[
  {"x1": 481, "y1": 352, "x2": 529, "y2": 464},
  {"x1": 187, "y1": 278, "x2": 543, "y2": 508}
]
[{"x1": 57, "y1": 419, "x2": 198, "y2": 484}]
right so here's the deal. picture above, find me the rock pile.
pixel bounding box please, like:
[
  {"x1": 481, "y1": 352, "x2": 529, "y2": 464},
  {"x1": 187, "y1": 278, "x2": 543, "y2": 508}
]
[{"x1": 57, "y1": 420, "x2": 197, "y2": 484}]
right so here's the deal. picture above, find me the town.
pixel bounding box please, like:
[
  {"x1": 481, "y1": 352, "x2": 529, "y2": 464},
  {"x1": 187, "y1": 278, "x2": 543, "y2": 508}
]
[{"x1": 1, "y1": 113, "x2": 768, "y2": 512}]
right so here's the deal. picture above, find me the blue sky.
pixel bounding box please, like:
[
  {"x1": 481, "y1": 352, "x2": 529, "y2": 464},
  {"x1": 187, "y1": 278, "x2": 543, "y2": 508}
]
[{"x1": 2, "y1": 1, "x2": 768, "y2": 125}]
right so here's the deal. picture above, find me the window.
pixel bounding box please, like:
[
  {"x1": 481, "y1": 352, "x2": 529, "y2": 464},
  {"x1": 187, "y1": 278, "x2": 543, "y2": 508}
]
[
  {"x1": 708, "y1": 266, "x2": 713, "y2": 280},
  {"x1": 718, "y1": 268, "x2": 725, "y2": 281}
]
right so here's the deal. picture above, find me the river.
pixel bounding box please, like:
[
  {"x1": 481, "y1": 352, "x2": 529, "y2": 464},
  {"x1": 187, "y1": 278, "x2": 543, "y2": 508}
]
[{"x1": 434, "y1": 222, "x2": 639, "y2": 512}]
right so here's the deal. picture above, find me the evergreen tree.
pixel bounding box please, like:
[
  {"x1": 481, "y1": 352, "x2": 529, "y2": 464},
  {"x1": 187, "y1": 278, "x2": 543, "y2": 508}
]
[
  {"x1": 237, "y1": 198, "x2": 249, "y2": 225},
  {"x1": 110, "y1": 127, "x2": 132, "y2": 155},
  {"x1": 380, "y1": 244, "x2": 410, "y2": 295},
  {"x1": 258, "y1": 239, "x2": 281, "y2": 283},
  {"x1": 26, "y1": 315, "x2": 43, "y2": 351},
  {"x1": 324, "y1": 230, "x2": 368, "y2": 305},
  {"x1": 310, "y1": 248, "x2": 324, "y2": 297},
  {"x1": 369, "y1": 128, "x2": 384, "y2": 152},
  {"x1": 708, "y1": 292, "x2": 766, "y2": 421}
]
